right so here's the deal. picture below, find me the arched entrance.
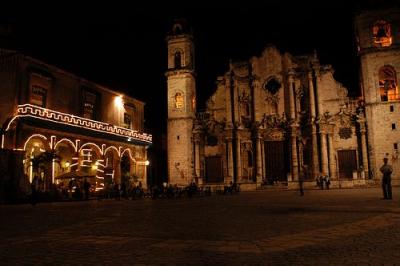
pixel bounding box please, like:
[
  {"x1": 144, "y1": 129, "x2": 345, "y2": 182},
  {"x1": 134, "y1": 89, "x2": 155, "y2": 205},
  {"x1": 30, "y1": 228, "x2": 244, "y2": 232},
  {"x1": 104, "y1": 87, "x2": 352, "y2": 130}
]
[
  {"x1": 23, "y1": 134, "x2": 51, "y2": 190},
  {"x1": 53, "y1": 138, "x2": 77, "y2": 188}
]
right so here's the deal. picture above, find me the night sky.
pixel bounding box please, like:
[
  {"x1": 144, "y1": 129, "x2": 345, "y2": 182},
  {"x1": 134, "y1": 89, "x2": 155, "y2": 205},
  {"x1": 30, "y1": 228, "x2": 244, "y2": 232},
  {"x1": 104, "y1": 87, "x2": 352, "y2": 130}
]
[{"x1": 0, "y1": 2, "x2": 392, "y2": 134}]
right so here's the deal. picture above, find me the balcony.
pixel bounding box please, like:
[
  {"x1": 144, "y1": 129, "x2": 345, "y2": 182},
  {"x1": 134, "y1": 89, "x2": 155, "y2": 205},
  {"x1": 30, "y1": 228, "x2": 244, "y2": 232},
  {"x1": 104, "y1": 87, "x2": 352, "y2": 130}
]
[{"x1": 15, "y1": 104, "x2": 152, "y2": 145}]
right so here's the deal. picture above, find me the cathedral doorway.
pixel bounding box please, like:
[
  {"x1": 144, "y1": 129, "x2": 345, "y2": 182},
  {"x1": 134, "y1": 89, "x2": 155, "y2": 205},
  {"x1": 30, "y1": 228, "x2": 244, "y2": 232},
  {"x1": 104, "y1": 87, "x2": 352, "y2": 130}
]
[
  {"x1": 264, "y1": 141, "x2": 288, "y2": 182},
  {"x1": 338, "y1": 150, "x2": 357, "y2": 179},
  {"x1": 205, "y1": 156, "x2": 223, "y2": 183}
]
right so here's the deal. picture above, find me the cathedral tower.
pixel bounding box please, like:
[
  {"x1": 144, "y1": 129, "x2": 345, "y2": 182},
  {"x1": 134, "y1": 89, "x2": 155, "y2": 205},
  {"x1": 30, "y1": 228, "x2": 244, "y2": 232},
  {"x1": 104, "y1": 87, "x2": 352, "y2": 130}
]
[
  {"x1": 166, "y1": 20, "x2": 196, "y2": 185},
  {"x1": 355, "y1": 7, "x2": 400, "y2": 181}
]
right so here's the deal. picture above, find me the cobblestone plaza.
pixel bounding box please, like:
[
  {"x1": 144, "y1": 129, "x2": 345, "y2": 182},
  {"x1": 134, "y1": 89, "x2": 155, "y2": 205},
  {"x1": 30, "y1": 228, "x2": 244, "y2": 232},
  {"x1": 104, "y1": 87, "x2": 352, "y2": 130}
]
[{"x1": 1, "y1": 188, "x2": 399, "y2": 264}]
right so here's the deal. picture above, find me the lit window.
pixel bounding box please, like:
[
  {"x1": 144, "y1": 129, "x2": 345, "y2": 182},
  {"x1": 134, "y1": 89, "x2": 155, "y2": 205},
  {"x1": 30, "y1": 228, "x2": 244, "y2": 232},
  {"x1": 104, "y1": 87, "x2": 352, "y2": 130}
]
[
  {"x1": 379, "y1": 66, "x2": 398, "y2": 101},
  {"x1": 83, "y1": 91, "x2": 97, "y2": 119},
  {"x1": 175, "y1": 92, "x2": 184, "y2": 109},
  {"x1": 373, "y1": 20, "x2": 392, "y2": 47},
  {"x1": 83, "y1": 103, "x2": 94, "y2": 119},
  {"x1": 30, "y1": 85, "x2": 47, "y2": 107},
  {"x1": 123, "y1": 113, "x2": 132, "y2": 129}
]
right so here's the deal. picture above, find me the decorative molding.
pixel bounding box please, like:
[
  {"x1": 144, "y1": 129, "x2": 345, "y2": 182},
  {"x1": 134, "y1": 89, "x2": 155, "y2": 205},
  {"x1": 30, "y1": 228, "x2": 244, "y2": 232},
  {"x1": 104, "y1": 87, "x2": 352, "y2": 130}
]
[{"x1": 14, "y1": 104, "x2": 152, "y2": 144}]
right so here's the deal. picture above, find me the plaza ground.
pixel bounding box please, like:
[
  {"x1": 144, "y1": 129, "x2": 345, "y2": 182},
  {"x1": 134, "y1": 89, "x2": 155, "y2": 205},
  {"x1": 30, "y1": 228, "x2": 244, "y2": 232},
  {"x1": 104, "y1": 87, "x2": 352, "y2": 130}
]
[{"x1": 1, "y1": 187, "x2": 400, "y2": 264}]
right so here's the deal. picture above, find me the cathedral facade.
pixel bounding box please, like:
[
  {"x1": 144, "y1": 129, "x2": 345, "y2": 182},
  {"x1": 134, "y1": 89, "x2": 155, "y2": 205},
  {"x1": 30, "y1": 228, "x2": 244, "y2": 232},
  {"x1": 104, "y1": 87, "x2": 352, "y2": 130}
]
[{"x1": 166, "y1": 8, "x2": 400, "y2": 189}]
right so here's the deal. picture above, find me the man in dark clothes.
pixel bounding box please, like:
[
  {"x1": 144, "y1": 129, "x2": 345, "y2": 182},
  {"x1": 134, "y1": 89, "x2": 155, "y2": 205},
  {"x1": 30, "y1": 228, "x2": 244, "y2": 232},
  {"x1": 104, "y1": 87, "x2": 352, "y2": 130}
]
[
  {"x1": 380, "y1": 157, "x2": 393, "y2": 200},
  {"x1": 83, "y1": 178, "x2": 91, "y2": 200}
]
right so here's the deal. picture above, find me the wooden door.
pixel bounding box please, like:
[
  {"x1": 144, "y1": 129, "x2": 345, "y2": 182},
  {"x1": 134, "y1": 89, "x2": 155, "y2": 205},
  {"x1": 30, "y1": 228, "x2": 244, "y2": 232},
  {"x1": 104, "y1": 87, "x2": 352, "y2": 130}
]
[
  {"x1": 338, "y1": 150, "x2": 357, "y2": 179},
  {"x1": 205, "y1": 156, "x2": 223, "y2": 183},
  {"x1": 264, "y1": 141, "x2": 287, "y2": 181}
]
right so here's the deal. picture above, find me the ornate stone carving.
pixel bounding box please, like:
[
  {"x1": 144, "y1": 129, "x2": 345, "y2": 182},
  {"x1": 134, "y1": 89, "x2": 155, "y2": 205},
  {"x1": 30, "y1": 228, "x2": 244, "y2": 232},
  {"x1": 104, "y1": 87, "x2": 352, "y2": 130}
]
[
  {"x1": 268, "y1": 129, "x2": 284, "y2": 141},
  {"x1": 260, "y1": 113, "x2": 288, "y2": 129},
  {"x1": 338, "y1": 127, "x2": 353, "y2": 139},
  {"x1": 265, "y1": 91, "x2": 279, "y2": 105},
  {"x1": 238, "y1": 90, "x2": 250, "y2": 103},
  {"x1": 296, "y1": 85, "x2": 305, "y2": 100}
]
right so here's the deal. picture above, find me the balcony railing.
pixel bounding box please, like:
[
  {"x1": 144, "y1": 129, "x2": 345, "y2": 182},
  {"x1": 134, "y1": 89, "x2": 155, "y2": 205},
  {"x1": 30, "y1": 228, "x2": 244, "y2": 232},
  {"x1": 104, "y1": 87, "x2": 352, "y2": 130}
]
[{"x1": 16, "y1": 104, "x2": 152, "y2": 144}]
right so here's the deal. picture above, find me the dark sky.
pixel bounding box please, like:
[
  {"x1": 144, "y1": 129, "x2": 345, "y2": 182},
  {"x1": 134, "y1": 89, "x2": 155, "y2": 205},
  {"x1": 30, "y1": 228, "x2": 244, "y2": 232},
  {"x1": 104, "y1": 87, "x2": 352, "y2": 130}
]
[{"x1": 0, "y1": 2, "x2": 391, "y2": 134}]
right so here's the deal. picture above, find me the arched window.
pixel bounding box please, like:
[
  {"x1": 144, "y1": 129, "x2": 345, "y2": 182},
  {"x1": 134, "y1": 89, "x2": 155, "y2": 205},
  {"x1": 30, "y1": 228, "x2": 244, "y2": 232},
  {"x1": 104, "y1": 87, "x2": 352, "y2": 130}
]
[
  {"x1": 174, "y1": 51, "x2": 182, "y2": 69},
  {"x1": 373, "y1": 20, "x2": 392, "y2": 47},
  {"x1": 174, "y1": 92, "x2": 184, "y2": 109},
  {"x1": 265, "y1": 78, "x2": 281, "y2": 94},
  {"x1": 379, "y1": 66, "x2": 398, "y2": 101},
  {"x1": 173, "y1": 24, "x2": 183, "y2": 35}
]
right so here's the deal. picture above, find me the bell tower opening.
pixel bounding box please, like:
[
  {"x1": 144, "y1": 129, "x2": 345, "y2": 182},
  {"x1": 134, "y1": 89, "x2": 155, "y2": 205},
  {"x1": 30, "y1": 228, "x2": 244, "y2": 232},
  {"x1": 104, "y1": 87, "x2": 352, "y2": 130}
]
[{"x1": 174, "y1": 50, "x2": 182, "y2": 69}]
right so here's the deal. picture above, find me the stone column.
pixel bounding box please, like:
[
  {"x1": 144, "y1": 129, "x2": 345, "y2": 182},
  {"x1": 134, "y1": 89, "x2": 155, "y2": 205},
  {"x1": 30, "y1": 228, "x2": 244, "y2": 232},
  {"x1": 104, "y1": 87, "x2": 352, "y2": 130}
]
[
  {"x1": 360, "y1": 121, "x2": 369, "y2": 178},
  {"x1": 288, "y1": 71, "x2": 296, "y2": 120},
  {"x1": 327, "y1": 129, "x2": 337, "y2": 180},
  {"x1": 311, "y1": 124, "x2": 319, "y2": 179},
  {"x1": 288, "y1": 70, "x2": 299, "y2": 181},
  {"x1": 194, "y1": 136, "x2": 201, "y2": 179},
  {"x1": 226, "y1": 137, "x2": 234, "y2": 182},
  {"x1": 225, "y1": 77, "x2": 233, "y2": 127},
  {"x1": 291, "y1": 126, "x2": 299, "y2": 181},
  {"x1": 308, "y1": 72, "x2": 319, "y2": 178},
  {"x1": 233, "y1": 80, "x2": 240, "y2": 126},
  {"x1": 256, "y1": 134, "x2": 262, "y2": 184},
  {"x1": 308, "y1": 71, "x2": 316, "y2": 118},
  {"x1": 261, "y1": 139, "x2": 265, "y2": 181},
  {"x1": 236, "y1": 135, "x2": 242, "y2": 181},
  {"x1": 320, "y1": 129, "x2": 329, "y2": 176},
  {"x1": 314, "y1": 67, "x2": 323, "y2": 117}
]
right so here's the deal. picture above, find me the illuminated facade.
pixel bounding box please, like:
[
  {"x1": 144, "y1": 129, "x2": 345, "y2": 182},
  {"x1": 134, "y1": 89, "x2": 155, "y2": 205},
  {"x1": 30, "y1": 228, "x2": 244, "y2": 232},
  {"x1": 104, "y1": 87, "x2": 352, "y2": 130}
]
[
  {"x1": 355, "y1": 8, "x2": 400, "y2": 184},
  {"x1": 167, "y1": 8, "x2": 400, "y2": 189},
  {"x1": 0, "y1": 49, "x2": 152, "y2": 191}
]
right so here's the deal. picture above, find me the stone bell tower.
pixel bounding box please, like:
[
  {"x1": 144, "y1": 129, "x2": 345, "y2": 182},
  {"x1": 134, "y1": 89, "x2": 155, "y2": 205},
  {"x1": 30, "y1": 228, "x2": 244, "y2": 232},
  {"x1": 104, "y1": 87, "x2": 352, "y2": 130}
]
[
  {"x1": 354, "y1": 7, "x2": 400, "y2": 181},
  {"x1": 166, "y1": 19, "x2": 196, "y2": 186}
]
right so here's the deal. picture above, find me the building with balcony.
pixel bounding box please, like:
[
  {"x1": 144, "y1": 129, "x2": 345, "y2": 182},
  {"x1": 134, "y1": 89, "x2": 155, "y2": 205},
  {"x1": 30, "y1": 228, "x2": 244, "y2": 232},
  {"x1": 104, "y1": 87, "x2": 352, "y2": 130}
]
[{"x1": 0, "y1": 49, "x2": 152, "y2": 193}]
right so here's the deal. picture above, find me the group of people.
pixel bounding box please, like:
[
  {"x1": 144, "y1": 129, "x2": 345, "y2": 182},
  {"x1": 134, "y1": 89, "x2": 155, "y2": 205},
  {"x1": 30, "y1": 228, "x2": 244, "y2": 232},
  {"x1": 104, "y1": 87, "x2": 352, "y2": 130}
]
[
  {"x1": 30, "y1": 177, "x2": 92, "y2": 205},
  {"x1": 102, "y1": 181, "x2": 144, "y2": 200},
  {"x1": 150, "y1": 181, "x2": 209, "y2": 199},
  {"x1": 28, "y1": 157, "x2": 395, "y2": 204},
  {"x1": 316, "y1": 174, "x2": 331, "y2": 190}
]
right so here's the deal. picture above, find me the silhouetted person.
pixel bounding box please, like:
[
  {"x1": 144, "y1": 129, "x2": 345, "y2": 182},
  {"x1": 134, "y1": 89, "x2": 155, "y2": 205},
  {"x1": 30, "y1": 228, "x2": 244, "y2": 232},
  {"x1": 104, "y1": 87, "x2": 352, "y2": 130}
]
[
  {"x1": 30, "y1": 175, "x2": 39, "y2": 205},
  {"x1": 299, "y1": 165, "x2": 307, "y2": 196},
  {"x1": 325, "y1": 175, "x2": 330, "y2": 190},
  {"x1": 380, "y1": 157, "x2": 393, "y2": 200},
  {"x1": 83, "y1": 178, "x2": 90, "y2": 200}
]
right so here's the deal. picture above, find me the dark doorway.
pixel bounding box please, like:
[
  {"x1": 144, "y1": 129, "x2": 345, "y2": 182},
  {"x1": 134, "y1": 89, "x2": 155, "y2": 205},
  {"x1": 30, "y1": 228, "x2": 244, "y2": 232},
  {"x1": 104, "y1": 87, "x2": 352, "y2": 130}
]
[
  {"x1": 205, "y1": 156, "x2": 223, "y2": 183},
  {"x1": 264, "y1": 141, "x2": 288, "y2": 182},
  {"x1": 338, "y1": 150, "x2": 357, "y2": 179}
]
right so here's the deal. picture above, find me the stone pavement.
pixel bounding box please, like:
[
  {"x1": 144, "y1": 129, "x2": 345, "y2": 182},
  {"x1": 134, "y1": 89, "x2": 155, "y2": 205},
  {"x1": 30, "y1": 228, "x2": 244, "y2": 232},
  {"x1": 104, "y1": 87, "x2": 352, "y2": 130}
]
[{"x1": 1, "y1": 187, "x2": 400, "y2": 265}]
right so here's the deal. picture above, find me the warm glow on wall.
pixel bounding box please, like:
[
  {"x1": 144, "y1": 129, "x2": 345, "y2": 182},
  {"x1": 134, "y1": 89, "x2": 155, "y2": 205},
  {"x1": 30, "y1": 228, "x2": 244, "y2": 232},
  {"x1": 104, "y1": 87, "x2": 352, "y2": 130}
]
[{"x1": 114, "y1": 95, "x2": 124, "y2": 109}]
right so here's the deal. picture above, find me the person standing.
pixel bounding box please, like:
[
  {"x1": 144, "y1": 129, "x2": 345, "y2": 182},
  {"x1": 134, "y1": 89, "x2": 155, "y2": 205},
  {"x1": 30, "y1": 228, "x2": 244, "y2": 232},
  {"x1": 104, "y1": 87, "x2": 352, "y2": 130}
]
[
  {"x1": 30, "y1": 175, "x2": 39, "y2": 205},
  {"x1": 83, "y1": 178, "x2": 90, "y2": 200},
  {"x1": 380, "y1": 157, "x2": 393, "y2": 200},
  {"x1": 325, "y1": 175, "x2": 330, "y2": 190},
  {"x1": 299, "y1": 165, "x2": 307, "y2": 196}
]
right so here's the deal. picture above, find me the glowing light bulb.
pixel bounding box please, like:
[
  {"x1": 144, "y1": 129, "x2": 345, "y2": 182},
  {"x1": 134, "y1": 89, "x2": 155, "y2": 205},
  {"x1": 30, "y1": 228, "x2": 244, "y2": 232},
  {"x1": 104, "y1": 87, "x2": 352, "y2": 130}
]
[{"x1": 114, "y1": 95, "x2": 124, "y2": 108}]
